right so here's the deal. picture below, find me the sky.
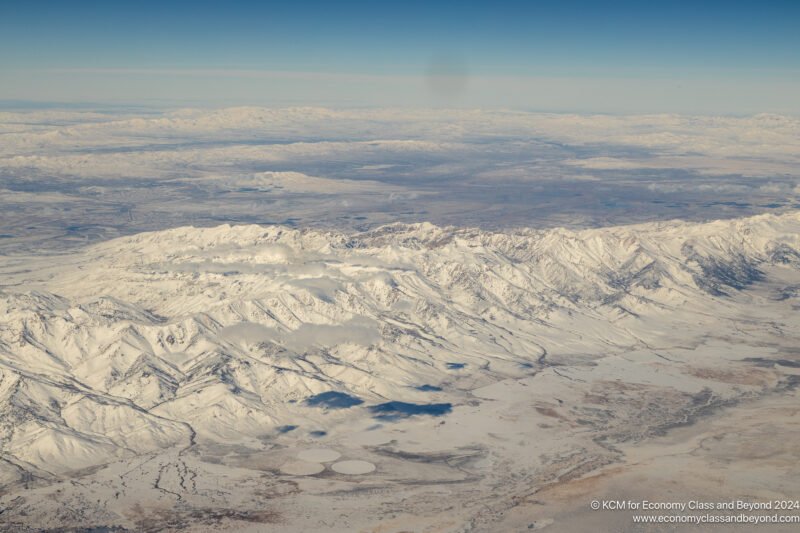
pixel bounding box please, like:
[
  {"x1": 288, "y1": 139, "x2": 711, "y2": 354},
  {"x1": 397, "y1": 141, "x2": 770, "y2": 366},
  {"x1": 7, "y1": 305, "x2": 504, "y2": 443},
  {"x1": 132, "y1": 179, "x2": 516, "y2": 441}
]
[{"x1": 1, "y1": 0, "x2": 799, "y2": 113}]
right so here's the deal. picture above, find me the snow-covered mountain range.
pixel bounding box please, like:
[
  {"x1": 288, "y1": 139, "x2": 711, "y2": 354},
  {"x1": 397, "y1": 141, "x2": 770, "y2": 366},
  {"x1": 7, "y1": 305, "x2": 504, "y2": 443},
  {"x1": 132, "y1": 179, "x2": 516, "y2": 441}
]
[{"x1": 1, "y1": 212, "x2": 798, "y2": 489}]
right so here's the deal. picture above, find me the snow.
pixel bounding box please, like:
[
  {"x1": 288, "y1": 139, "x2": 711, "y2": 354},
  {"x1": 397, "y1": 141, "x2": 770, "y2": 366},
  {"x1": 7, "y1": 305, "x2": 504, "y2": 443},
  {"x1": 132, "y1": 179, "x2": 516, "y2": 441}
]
[
  {"x1": 297, "y1": 448, "x2": 341, "y2": 463},
  {"x1": 330, "y1": 460, "x2": 376, "y2": 475},
  {"x1": 0, "y1": 211, "x2": 798, "y2": 530},
  {"x1": 279, "y1": 461, "x2": 325, "y2": 476}
]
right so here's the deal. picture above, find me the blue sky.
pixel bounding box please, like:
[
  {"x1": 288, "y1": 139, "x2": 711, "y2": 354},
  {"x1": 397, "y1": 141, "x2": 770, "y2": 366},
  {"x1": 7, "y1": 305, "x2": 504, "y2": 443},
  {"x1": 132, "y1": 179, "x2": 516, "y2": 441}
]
[{"x1": 2, "y1": 1, "x2": 799, "y2": 112}]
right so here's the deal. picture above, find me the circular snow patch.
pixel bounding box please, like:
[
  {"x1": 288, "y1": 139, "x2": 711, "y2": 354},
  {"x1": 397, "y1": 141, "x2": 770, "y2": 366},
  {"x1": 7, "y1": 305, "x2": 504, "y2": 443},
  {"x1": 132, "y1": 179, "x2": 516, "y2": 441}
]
[
  {"x1": 331, "y1": 460, "x2": 376, "y2": 475},
  {"x1": 297, "y1": 448, "x2": 341, "y2": 463},
  {"x1": 280, "y1": 461, "x2": 325, "y2": 476}
]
